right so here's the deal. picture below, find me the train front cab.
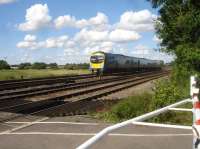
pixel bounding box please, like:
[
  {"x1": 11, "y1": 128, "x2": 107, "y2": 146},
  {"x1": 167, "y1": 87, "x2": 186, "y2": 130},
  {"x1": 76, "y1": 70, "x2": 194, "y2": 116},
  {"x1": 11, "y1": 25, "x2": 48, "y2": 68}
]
[{"x1": 90, "y1": 52, "x2": 105, "y2": 77}]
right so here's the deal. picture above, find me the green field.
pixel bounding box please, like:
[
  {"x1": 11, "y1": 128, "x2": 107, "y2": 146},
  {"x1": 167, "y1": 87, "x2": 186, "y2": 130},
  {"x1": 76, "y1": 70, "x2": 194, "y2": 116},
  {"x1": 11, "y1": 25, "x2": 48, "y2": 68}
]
[{"x1": 0, "y1": 69, "x2": 90, "y2": 81}]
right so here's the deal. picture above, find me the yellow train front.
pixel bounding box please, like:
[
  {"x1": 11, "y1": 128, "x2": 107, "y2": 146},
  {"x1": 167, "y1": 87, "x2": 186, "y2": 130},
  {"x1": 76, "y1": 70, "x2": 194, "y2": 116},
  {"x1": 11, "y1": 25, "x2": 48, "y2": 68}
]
[
  {"x1": 90, "y1": 51, "x2": 105, "y2": 75},
  {"x1": 90, "y1": 51, "x2": 163, "y2": 75}
]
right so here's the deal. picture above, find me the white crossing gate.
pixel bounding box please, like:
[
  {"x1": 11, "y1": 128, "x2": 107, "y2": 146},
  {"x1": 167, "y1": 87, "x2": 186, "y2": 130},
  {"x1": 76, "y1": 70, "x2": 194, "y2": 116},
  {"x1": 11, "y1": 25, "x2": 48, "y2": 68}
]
[{"x1": 77, "y1": 75, "x2": 199, "y2": 149}]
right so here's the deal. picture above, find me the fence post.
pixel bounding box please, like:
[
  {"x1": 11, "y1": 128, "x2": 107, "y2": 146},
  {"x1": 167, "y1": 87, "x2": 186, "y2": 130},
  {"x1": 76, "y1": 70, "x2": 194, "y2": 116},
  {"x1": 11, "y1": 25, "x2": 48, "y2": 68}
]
[{"x1": 191, "y1": 76, "x2": 200, "y2": 149}]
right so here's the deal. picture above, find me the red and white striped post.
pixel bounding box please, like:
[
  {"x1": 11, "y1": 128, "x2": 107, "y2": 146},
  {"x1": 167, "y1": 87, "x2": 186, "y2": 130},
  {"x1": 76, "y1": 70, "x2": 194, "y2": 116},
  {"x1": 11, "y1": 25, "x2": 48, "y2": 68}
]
[{"x1": 191, "y1": 76, "x2": 200, "y2": 149}]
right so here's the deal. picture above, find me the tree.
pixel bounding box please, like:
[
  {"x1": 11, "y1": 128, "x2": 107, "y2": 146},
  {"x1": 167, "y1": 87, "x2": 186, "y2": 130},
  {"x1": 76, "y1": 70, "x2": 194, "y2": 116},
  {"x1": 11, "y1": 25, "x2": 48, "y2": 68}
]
[
  {"x1": 48, "y1": 63, "x2": 58, "y2": 69},
  {"x1": 18, "y1": 63, "x2": 31, "y2": 69},
  {"x1": 147, "y1": 0, "x2": 200, "y2": 72},
  {"x1": 64, "y1": 63, "x2": 89, "y2": 70},
  {"x1": 31, "y1": 62, "x2": 47, "y2": 69},
  {"x1": 0, "y1": 60, "x2": 10, "y2": 69}
]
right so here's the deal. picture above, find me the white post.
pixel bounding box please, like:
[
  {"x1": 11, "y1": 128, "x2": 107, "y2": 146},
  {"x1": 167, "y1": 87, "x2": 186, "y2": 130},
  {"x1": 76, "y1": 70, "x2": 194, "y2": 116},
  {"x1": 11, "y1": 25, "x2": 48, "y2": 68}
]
[{"x1": 191, "y1": 76, "x2": 200, "y2": 149}]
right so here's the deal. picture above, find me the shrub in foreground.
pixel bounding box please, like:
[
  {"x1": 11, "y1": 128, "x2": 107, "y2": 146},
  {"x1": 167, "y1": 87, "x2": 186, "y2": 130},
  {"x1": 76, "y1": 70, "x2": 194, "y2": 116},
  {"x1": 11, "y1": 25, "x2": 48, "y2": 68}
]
[
  {"x1": 96, "y1": 93, "x2": 152, "y2": 122},
  {"x1": 96, "y1": 76, "x2": 190, "y2": 124}
]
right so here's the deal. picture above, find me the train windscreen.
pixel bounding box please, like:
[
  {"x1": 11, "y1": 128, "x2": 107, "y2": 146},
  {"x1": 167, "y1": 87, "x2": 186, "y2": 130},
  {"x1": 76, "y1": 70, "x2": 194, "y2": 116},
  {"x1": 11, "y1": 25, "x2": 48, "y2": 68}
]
[{"x1": 90, "y1": 55, "x2": 104, "y2": 63}]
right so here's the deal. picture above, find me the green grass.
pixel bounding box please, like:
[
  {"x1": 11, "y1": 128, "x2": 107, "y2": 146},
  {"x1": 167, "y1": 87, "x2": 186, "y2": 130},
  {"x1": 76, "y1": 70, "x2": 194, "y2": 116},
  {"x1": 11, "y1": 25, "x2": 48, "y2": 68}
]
[
  {"x1": 0, "y1": 69, "x2": 90, "y2": 80},
  {"x1": 177, "y1": 102, "x2": 192, "y2": 109},
  {"x1": 147, "y1": 111, "x2": 192, "y2": 126},
  {"x1": 95, "y1": 92, "x2": 192, "y2": 125},
  {"x1": 94, "y1": 70, "x2": 192, "y2": 125},
  {"x1": 95, "y1": 92, "x2": 153, "y2": 123}
]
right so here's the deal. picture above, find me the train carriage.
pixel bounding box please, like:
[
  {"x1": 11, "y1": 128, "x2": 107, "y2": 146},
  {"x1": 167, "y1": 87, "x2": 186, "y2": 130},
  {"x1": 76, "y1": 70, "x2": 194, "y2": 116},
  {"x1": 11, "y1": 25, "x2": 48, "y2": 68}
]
[{"x1": 90, "y1": 51, "x2": 163, "y2": 74}]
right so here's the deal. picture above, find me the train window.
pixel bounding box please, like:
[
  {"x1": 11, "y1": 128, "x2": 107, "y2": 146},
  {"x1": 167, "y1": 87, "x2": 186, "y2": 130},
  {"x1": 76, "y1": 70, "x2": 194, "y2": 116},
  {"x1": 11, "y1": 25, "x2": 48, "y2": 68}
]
[
  {"x1": 131, "y1": 60, "x2": 134, "y2": 64},
  {"x1": 125, "y1": 60, "x2": 130, "y2": 64},
  {"x1": 90, "y1": 56, "x2": 104, "y2": 63},
  {"x1": 110, "y1": 56, "x2": 114, "y2": 60}
]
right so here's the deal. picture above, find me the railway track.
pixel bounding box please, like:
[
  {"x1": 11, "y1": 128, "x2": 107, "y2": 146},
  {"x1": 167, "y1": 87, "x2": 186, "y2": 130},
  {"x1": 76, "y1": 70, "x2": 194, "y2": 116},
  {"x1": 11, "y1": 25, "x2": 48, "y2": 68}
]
[
  {"x1": 0, "y1": 71, "x2": 168, "y2": 122},
  {"x1": 0, "y1": 71, "x2": 155, "y2": 103},
  {"x1": 0, "y1": 73, "x2": 93, "y2": 84},
  {"x1": 0, "y1": 72, "x2": 136, "y2": 91},
  {"x1": 0, "y1": 74, "x2": 94, "y2": 91}
]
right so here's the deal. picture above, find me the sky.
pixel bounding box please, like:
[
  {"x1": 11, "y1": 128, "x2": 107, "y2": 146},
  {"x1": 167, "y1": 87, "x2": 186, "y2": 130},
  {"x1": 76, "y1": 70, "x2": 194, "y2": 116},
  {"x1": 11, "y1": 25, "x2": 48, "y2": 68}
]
[{"x1": 0, "y1": 0, "x2": 174, "y2": 64}]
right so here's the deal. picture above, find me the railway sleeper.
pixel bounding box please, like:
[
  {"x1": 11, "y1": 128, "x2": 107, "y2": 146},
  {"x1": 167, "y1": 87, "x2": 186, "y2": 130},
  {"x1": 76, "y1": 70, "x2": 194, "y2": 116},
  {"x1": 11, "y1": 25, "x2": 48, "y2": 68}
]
[{"x1": 0, "y1": 72, "x2": 167, "y2": 122}]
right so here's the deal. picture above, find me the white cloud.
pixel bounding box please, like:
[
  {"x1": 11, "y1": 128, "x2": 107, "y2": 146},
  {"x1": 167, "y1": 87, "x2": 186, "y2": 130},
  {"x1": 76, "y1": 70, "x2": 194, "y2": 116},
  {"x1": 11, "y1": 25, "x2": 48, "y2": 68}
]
[
  {"x1": 17, "y1": 34, "x2": 173, "y2": 63},
  {"x1": 54, "y1": 12, "x2": 109, "y2": 30},
  {"x1": 54, "y1": 15, "x2": 76, "y2": 29},
  {"x1": 117, "y1": 9, "x2": 157, "y2": 32},
  {"x1": 17, "y1": 7, "x2": 156, "y2": 35},
  {"x1": 44, "y1": 38, "x2": 58, "y2": 48},
  {"x1": 88, "y1": 12, "x2": 109, "y2": 30},
  {"x1": 64, "y1": 48, "x2": 80, "y2": 56},
  {"x1": 17, "y1": 6, "x2": 155, "y2": 35},
  {"x1": 17, "y1": 41, "x2": 38, "y2": 50},
  {"x1": 75, "y1": 19, "x2": 89, "y2": 28},
  {"x1": 74, "y1": 28, "x2": 141, "y2": 46},
  {"x1": 16, "y1": 8, "x2": 174, "y2": 63},
  {"x1": 73, "y1": 29, "x2": 112, "y2": 55},
  {"x1": 24, "y1": 34, "x2": 37, "y2": 42},
  {"x1": 131, "y1": 44, "x2": 174, "y2": 62},
  {"x1": 89, "y1": 12, "x2": 108, "y2": 26},
  {"x1": 101, "y1": 41, "x2": 113, "y2": 48},
  {"x1": 44, "y1": 28, "x2": 140, "y2": 57},
  {"x1": 44, "y1": 35, "x2": 68, "y2": 48},
  {"x1": 0, "y1": 0, "x2": 16, "y2": 4},
  {"x1": 109, "y1": 29, "x2": 141, "y2": 42},
  {"x1": 83, "y1": 41, "x2": 114, "y2": 54},
  {"x1": 153, "y1": 35, "x2": 162, "y2": 44},
  {"x1": 74, "y1": 28, "x2": 109, "y2": 42},
  {"x1": 132, "y1": 45, "x2": 149, "y2": 55},
  {"x1": 17, "y1": 34, "x2": 38, "y2": 50},
  {"x1": 18, "y1": 4, "x2": 52, "y2": 31},
  {"x1": 17, "y1": 35, "x2": 71, "y2": 50}
]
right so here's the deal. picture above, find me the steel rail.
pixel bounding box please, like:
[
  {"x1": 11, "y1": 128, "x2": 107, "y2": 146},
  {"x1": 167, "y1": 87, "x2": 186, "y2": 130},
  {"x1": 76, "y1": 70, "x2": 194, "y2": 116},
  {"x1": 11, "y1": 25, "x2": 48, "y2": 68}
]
[
  {"x1": 0, "y1": 71, "x2": 155, "y2": 101},
  {"x1": 0, "y1": 72, "x2": 138, "y2": 91},
  {"x1": 0, "y1": 73, "x2": 92, "y2": 84},
  {"x1": 0, "y1": 72, "x2": 167, "y2": 111},
  {"x1": 0, "y1": 74, "x2": 94, "y2": 91},
  {"x1": 26, "y1": 73, "x2": 167, "y2": 116},
  {"x1": 0, "y1": 72, "x2": 167, "y2": 122},
  {"x1": 0, "y1": 71, "x2": 134, "y2": 85}
]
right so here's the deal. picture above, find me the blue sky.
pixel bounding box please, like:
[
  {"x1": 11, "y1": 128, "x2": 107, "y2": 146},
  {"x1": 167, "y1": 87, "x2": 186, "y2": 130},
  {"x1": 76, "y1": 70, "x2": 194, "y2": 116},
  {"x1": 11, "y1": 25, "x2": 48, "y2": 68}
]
[{"x1": 0, "y1": 0, "x2": 173, "y2": 64}]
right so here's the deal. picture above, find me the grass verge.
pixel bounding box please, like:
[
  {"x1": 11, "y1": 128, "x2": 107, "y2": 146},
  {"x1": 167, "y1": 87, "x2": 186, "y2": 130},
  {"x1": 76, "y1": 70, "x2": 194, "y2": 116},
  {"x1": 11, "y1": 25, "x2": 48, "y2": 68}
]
[
  {"x1": 0, "y1": 69, "x2": 89, "y2": 80},
  {"x1": 95, "y1": 92, "x2": 192, "y2": 125},
  {"x1": 95, "y1": 93, "x2": 153, "y2": 123}
]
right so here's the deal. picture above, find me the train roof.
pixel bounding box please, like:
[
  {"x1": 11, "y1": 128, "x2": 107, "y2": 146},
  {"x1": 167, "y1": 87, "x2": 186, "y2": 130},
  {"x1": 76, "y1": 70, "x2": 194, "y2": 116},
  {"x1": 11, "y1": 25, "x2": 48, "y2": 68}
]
[{"x1": 92, "y1": 51, "x2": 162, "y2": 62}]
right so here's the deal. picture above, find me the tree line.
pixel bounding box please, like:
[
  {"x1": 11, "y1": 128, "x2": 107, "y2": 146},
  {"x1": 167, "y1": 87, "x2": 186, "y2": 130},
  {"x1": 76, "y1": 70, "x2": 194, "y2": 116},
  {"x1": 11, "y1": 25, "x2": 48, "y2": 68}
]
[{"x1": 0, "y1": 60, "x2": 89, "y2": 70}]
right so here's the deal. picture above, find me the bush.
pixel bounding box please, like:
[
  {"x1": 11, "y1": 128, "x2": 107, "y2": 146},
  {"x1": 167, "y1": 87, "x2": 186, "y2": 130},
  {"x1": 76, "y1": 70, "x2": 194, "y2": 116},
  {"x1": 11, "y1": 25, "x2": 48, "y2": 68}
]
[
  {"x1": 0, "y1": 60, "x2": 10, "y2": 69},
  {"x1": 97, "y1": 93, "x2": 153, "y2": 122},
  {"x1": 151, "y1": 79, "x2": 188, "y2": 110},
  {"x1": 97, "y1": 74, "x2": 190, "y2": 124},
  {"x1": 18, "y1": 63, "x2": 31, "y2": 69},
  {"x1": 48, "y1": 63, "x2": 58, "y2": 69},
  {"x1": 64, "y1": 63, "x2": 89, "y2": 70},
  {"x1": 148, "y1": 65, "x2": 191, "y2": 124},
  {"x1": 31, "y1": 62, "x2": 47, "y2": 69}
]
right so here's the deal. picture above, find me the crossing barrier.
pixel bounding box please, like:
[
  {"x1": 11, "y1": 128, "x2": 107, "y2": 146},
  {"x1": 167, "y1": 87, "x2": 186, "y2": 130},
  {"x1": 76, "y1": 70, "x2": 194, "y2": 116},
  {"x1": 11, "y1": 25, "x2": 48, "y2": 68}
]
[{"x1": 77, "y1": 76, "x2": 198, "y2": 149}]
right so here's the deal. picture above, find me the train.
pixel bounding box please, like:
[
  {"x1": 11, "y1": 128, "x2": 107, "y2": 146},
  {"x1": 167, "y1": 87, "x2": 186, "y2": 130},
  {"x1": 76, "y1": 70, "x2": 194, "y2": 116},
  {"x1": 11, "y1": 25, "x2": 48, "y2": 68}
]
[{"x1": 89, "y1": 51, "x2": 163, "y2": 74}]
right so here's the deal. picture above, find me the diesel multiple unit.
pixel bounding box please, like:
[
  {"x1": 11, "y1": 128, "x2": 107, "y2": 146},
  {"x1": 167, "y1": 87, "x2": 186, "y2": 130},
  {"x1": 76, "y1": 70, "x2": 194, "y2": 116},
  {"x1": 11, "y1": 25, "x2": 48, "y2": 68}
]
[{"x1": 90, "y1": 51, "x2": 163, "y2": 73}]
